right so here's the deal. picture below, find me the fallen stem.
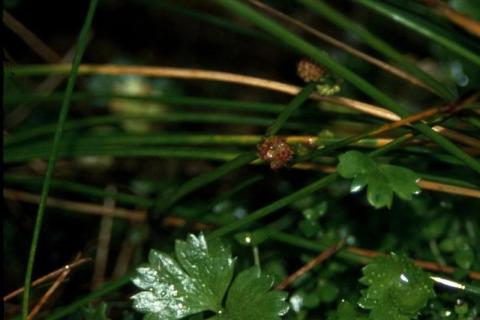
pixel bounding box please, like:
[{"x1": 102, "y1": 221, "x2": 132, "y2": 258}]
[
  {"x1": 3, "y1": 257, "x2": 90, "y2": 302},
  {"x1": 27, "y1": 255, "x2": 80, "y2": 319},
  {"x1": 276, "y1": 239, "x2": 345, "y2": 290}
]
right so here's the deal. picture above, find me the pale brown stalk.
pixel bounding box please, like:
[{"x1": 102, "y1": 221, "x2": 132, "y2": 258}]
[
  {"x1": 91, "y1": 185, "x2": 115, "y2": 290},
  {"x1": 417, "y1": 180, "x2": 480, "y2": 199},
  {"x1": 112, "y1": 227, "x2": 138, "y2": 280},
  {"x1": 3, "y1": 10, "x2": 60, "y2": 63},
  {"x1": 276, "y1": 240, "x2": 345, "y2": 290},
  {"x1": 422, "y1": 0, "x2": 480, "y2": 37},
  {"x1": 26, "y1": 255, "x2": 82, "y2": 319},
  {"x1": 3, "y1": 257, "x2": 90, "y2": 302},
  {"x1": 3, "y1": 188, "x2": 147, "y2": 221}
]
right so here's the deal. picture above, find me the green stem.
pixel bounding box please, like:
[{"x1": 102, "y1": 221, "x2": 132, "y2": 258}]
[
  {"x1": 153, "y1": 152, "x2": 257, "y2": 215},
  {"x1": 252, "y1": 246, "x2": 261, "y2": 270},
  {"x1": 5, "y1": 113, "x2": 310, "y2": 147},
  {"x1": 353, "y1": 0, "x2": 480, "y2": 66},
  {"x1": 4, "y1": 92, "x2": 285, "y2": 114},
  {"x1": 45, "y1": 274, "x2": 131, "y2": 320},
  {"x1": 21, "y1": 0, "x2": 99, "y2": 318},
  {"x1": 4, "y1": 174, "x2": 154, "y2": 208},
  {"x1": 5, "y1": 145, "x2": 241, "y2": 164},
  {"x1": 207, "y1": 173, "x2": 339, "y2": 239},
  {"x1": 268, "y1": 230, "x2": 368, "y2": 264},
  {"x1": 266, "y1": 82, "x2": 316, "y2": 136}
]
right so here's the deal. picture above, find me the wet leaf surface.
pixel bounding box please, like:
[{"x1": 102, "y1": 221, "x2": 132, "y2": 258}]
[
  {"x1": 132, "y1": 234, "x2": 288, "y2": 320},
  {"x1": 337, "y1": 151, "x2": 420, "y2": 209},
  {"x1": 358, "y1": 253, "x2": 435, "y2": 319}
]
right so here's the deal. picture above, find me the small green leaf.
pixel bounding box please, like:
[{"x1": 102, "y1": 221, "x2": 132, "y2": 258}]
[
  {"x1": 318, "y1": 280, "x2": 339, "y2": 303},
  {"x1": 337, "y1": 151, "x2": 420, "y2": 209},
  {"x1": 453, "y1": 238, "x2": 474, "y2": 270},
  {"x1": 131, "y1": 234, "x2": 234, "y2": 319},
  {"x1": 336, "y1": 300, "x2": 359, "y2": 319},
  {"x1": 422, "y1": 216, "x2": 449, "y2": 240},
  {"x1": 215, "y1": 267, "x2": 289, "y2": 320},
  {"x1": 380, "y1": 165, "x2": 420, "y2": 201},
  {"x1": 439, "y1": 236, "x2": 475, "y2": 269},
  {"x1": 337, "y1": 151, "x2": 376, "y2": 178},
  {"x1": 175, "y1": 234, "x2": 235, "y2": 305},
  {"x1": 358, "y1": 253, "x2": 435, "y2": 319}
]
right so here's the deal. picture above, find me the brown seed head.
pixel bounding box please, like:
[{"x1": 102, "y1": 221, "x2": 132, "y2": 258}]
[
  {"x1": 297, "y1": 59, "x2": 325, "y2": 83},
  {"x1": 257, "y1": 136, "x2": 294, "y2": 170}
]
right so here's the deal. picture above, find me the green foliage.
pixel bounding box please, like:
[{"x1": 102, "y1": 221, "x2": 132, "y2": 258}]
[
  {"x1": 210, "y1": 267, "x2": 289, "y2": 320},
  {"x1": 132, "y1": 234, "x2": 288, "y2": 319},
  {"x1": 4, "y1": 1, "x2": 480, "y2": 319},
  {"x1": 439, "y1": 236, "x2": 475, "y2": 270},
  {"x1": 337, "y1": 151, "x2": 420, "y2": 209},
  {"x1": 358, "y1": 253, "x2": 435, "y2": 319},
  {"x1": 328, "y1": 301, "x2": 366, "y2": 320},
  {"x1": 82, "y1": 302, "x2": 111, "y2": 320}
]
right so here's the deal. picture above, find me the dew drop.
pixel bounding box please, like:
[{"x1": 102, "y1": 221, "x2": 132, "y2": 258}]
[{"x1": 400, "y1": 274, "x2": 409, "y2": 283}]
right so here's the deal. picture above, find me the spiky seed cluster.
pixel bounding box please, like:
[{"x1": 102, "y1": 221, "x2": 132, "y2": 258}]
[
  {"x1": 297, "y1": 59, "x2": 325, "y2": 82},
  {"x1": 257, "y1": 136, "x2": 294, "y2": 170}
]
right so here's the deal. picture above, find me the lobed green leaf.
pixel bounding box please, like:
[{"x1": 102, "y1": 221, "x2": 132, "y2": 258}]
[
  {"x1": 358, "y1": 253, "x2": 435, "y2": 319},
  {"x1": 337, "y1": 151, "x2": 420, "y2": 209}
]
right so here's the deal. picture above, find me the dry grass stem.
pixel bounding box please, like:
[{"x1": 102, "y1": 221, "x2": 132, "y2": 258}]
[
  {"x1": 276, "y1": 239, "x2": 345, "y2": 290},
  {"x1": 26, "y1": 255, "x2": 81, "y2": 320},
  {"x1": 3, "y1": 257, "x2": 90, "y2": 302},
  {"x1": 3, "y1": 10, "x2": 60, "y2": 63},
  {"x1": 423, "y1": 0, "x2": 480, "y2": 37},
  {"x1": 417, "y1": 180, "x2": 480, "y2": 199},
  {"x1": 3, "y1": 188, "x2": 147, "y2": 221},
  {"x1": 91, "y1": 185, "x2": 115, "y2": 290}
]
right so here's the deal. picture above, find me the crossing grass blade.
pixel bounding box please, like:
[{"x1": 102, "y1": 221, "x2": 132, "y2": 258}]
[
  {"x1": 354, "y1": 0, "x2": 480, "y2": 66},
  {"x1": 21, "y1": 0, "x2": 100, "y2": 318}
]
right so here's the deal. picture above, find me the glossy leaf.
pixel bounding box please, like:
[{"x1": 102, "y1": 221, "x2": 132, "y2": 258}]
[
  {"x1": 337, "y1": 151, "x2": 420, "y2": 209},
  {"x1": 132, "y1": 234, "x2": 289, "y2": 320},
  {"x1": 131, "y1": 234, "x2": 234, "y2": 319},
  {"x1": 358, "y1": 253, "x2": 435, "y2": 319},
  {"x1": 212, "y1": 267, "x2": 289, "y2": 320}
]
